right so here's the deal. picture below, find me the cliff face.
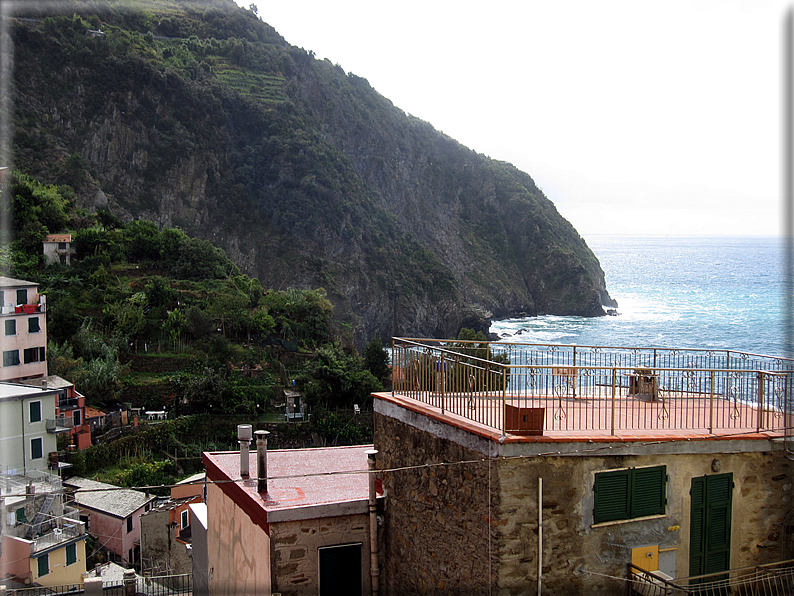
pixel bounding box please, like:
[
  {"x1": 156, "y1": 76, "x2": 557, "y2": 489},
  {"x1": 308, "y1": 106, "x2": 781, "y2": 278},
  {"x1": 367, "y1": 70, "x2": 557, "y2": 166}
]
[{"x1": 8, "y1": 0, "x2": 615, "y2": 346}]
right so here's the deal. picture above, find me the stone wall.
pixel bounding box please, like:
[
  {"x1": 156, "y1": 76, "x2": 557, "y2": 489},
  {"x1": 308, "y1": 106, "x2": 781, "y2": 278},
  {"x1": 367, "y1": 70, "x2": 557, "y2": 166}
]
[
  {"x1": 375, "y1": 398, "x2": 794, "y2": 595},
  {"x1": 375, "y1": 412, "x2": 499, "y2": 596},
  {"x1": 269, "y1": 513, "x2": 371, "y2": 596}
]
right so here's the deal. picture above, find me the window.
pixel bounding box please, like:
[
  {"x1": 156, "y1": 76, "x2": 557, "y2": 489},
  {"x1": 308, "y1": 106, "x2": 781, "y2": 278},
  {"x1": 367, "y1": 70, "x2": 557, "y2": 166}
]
[
  {"x1": 3, "y1": 350, "x2": 19, "y2": 367},
  {"x1": 37, "y1": 554, "x2": 49, "y2": 577},
  {"x1": 31, "y1": 438, "x2": 43, "y2": 460},
  {"x1": 16, "y1": 289, "x2": 27, "y2": 305},
  {"x1": 28, "y1": 317, "x2": 40, "y2": 333},
  {"x1": 593, "y1": 466, "x2": 666, "y2": 524},
  {"x1": 73, "y1": 410, "x2": 81, "y2": 426},
  {"x1": 29, "y1": 401, "x2": 41, "y2": 423},
  {"x1": 181, "y1": 509, "x2": 189, "y2": 529},
  {"x1": 4, "y1": 319, "x2": 15, "y2": 336},
  {"x1": 319, "y1": 544, "x2": 362, "y2": 596},
  {"x1": 66, "y1": 543, "x2": 77, "y2": 566},
  {"x1": 58, "y1": 242, "x2": 67, "y2": 251},
  {"x1": 16, "y1": 507, "x2": 28, "y2": 525},
  {"x1": 24, "y1": 347, "x2": 45, "y2": 364},
  {"x1": 126, "y1": 516, "x2": 133, "y2": 533}
]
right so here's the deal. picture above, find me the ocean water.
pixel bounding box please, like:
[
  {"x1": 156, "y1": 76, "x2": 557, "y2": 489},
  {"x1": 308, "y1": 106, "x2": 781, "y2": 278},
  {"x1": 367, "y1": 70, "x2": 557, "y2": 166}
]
[{"x1": 490, "y1": 235, "x2": 792, "y2": 359}]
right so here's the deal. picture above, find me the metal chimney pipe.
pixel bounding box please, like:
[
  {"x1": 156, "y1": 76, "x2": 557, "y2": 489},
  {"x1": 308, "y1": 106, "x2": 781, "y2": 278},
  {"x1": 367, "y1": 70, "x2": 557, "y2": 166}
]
[
  {"x1": 237, "y1": 425, "x2": 253, "y2": 478},
  {"x1": 255, "y1": 430, "x2": 270, "y2": 494},
  {"x1": 366, "y1": 449, "x2": 379, "y2": 596}
]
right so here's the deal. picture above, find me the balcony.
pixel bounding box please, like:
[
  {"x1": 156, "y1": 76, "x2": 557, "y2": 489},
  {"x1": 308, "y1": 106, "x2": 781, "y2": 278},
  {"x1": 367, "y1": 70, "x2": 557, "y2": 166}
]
[
  {"x1": 29, "y1": 517, "x2": 86, "y2": 554},
  {"x1": 390, "y1": 338, "x2": 794, "y2": 439},
  {"x1": 46, "y1": 417, "x2": 74, "y2": 433}
]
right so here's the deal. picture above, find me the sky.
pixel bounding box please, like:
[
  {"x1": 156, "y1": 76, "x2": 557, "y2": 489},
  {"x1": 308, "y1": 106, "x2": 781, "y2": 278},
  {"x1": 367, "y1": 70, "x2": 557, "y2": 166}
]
[{"x1": 237, "y1": 0, "x2": 790, "y2": 238}]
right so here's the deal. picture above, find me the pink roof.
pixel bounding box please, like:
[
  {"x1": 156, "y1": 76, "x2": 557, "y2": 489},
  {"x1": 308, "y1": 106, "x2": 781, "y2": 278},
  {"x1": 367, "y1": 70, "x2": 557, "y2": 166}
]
[
  {"x1": 45, "y1": 234, "x2": 72, "y2": 242},
  {"x1": 204, "y1": 445, "x2": 381, "y2": 531}
]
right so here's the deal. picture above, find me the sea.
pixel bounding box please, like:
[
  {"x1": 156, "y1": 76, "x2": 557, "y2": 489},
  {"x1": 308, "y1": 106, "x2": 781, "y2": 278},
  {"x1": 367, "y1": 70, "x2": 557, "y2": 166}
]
[{"x1": 490, "y1": 235, "x2": 792, "y2": 360}]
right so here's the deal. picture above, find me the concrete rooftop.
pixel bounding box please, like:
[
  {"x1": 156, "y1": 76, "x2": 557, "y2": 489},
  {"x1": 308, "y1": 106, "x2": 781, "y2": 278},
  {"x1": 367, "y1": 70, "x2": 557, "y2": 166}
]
[{"x1": 204, "y1": 444, "x2": 381, "y2": 524}]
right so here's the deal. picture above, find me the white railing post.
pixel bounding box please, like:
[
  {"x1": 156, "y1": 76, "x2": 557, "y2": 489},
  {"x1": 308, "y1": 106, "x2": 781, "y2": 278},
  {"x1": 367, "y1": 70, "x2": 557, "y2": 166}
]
[
  {"x1": 758, "y1": 371, "x2": 765, "y2": 433},
  {"x1": 611, "y1": 368, "x2": 617, "y2": 436}
]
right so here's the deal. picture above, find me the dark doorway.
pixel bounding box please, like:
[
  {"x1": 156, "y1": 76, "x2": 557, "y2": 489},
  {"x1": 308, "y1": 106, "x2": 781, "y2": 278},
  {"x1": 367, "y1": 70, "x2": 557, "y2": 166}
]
[{"x1": 319, "y1": 543, "x2": 362, "y2": 596}]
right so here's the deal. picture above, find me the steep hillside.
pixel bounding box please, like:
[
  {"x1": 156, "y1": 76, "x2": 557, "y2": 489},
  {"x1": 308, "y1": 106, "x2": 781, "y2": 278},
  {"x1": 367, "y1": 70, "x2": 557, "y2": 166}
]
[{"x1": 6, "y1": 0, "x2": 615, "y2": 345}]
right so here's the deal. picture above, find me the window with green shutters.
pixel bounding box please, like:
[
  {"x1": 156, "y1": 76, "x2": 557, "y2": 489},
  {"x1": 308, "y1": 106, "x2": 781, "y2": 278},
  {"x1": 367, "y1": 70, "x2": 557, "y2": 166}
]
[
  {"x1": 66, "y1": 543, "x2": 77, "y2": 566},
  {"x1": 31, "y1": 437, "x2": 43, "y2": 460},
  {"x1": 593, "y1": 466, "x2": 667, "y2": 523},
  {"x1": 29, "y1": 317, "x2": 40, "y2": 333},
  {"x1": 37, "y1": 554, "x2": 49, "y2": 577}
]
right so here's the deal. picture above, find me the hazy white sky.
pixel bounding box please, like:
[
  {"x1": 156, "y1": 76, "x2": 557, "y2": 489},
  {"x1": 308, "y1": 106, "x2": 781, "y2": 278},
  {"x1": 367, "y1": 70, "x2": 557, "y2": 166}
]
[{"x1": 238, "y1": 0, "x2": 788, "y2": 237}]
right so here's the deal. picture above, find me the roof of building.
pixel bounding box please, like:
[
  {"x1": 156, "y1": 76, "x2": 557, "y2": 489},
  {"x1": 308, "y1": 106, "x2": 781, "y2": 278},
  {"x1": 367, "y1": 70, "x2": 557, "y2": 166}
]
[
  {"x1": 84, "y1": 406, "x2": 106, "y2": 418},
  {"x1": 44, "y1": 234, "x2": 72, "y2": 242},
  {"x1": 204, "y1": 444, "x2": 381, "y2": 528},
  {"x1": 0, "y1": 276, "x2": 37, "y2": 288},
  {"x1": 66, "y1": 477, "x2": 155, "y2": 519},
  {"x1": 0, "y1": 382, "x2": 58, "y2": 402},
  {"x1": 19, "y1": 375, "x2": 74, "y2": 391}
]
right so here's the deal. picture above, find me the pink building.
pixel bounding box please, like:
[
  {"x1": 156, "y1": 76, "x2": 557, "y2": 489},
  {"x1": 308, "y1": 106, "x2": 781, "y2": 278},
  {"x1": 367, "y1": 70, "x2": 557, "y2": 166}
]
[
  {"x1": 0, "y1": 277, "x2": 47, "y2": 382},
  {"x1": 65, "y1": 477, "x2": 156, "y2": 568},
  {"x1": 201, "y1": 443, "x2": 383, "y2": 596}
]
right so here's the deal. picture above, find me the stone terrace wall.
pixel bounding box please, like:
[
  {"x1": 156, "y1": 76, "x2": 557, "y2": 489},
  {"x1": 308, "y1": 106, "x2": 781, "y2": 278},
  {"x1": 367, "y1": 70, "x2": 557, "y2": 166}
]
[
  {"x1": 269, "y1": 513, "x2": 371, "y2": 596},
  {"x1": 375, "y1": 412, "x2": 499, "y2": 596}
]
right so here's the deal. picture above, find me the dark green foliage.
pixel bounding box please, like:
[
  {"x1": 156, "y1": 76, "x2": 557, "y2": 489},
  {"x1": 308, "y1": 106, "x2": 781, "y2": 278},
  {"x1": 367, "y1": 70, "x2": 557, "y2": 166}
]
[{"x1": 363, "y1": 338, "x2": 390, "y2": 383}]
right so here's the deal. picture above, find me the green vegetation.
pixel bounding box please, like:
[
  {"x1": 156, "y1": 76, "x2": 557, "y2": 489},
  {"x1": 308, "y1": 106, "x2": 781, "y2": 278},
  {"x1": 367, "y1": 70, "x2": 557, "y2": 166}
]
[{"x1": 2, "y1": 172, "x2": 389, "y2": 478}]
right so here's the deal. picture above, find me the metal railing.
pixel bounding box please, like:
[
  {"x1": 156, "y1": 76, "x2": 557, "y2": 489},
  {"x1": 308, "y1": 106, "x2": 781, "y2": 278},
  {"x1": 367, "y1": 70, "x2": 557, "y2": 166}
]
[
  {"x1": 30, "y1": 518, "x2": 85, "y2": 553},
  {"x1": 629, "y1": 559, "x2": 794, "y2": 594},
  {"x1": 391, "y1": 338, "x2": 794, "y2": 437},
  {"x1": 8, "y1": 574, "x2": 192, "y2": 596}
]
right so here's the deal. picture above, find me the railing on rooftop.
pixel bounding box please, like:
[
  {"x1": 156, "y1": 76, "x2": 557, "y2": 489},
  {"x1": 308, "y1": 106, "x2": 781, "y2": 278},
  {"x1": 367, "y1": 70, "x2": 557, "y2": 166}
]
[
  {"x1": 7, "y1": 573, "x2": 192, "y2": 596},
  {"x1": 29, "y1": 518, "x2": 85, "y2": 553},
  {"x1": 628, "y1": 559, "x2": 794, "y2": 595},
  {"x1": 0, "y1": 469, "x2": 62, "y2": 495},
  {"x1": 391, "y1": 338, "x2": 794, "y2": 438}
]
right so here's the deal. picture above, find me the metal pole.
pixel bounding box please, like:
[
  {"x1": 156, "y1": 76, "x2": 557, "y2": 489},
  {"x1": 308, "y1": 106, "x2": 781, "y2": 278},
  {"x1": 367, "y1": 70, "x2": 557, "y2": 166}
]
[
  {"x1": 538, "y1": 477, "x2": 543, "y2": 596},
  {"x1": 611, "y1": 368, "x2": 617, "y2": 436},
  {"x1": 758, "y1": 372, "x2": 765, "y2": 434},
  {"x1": 366, "y1": 450, "x2": 379, "y2": 596},
  {"x1": 255, "y1": 430, "x2": 269, "y2": 494},
  {"x1": 709, "y1": 370, "x2": 715, "y2": 435}
]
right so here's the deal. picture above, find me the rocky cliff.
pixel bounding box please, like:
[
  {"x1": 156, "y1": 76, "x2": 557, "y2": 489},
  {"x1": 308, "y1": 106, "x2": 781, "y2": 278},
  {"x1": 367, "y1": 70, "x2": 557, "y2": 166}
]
[{"x1": 7, "y1": 0, "x2": 615, "y2": 346}]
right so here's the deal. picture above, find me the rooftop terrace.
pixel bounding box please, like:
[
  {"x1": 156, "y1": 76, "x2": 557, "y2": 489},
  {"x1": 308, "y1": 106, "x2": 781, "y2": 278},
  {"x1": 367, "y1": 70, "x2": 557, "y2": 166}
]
[{"x1": 387, "y1": 338, "x2": 794, "y2": 443}]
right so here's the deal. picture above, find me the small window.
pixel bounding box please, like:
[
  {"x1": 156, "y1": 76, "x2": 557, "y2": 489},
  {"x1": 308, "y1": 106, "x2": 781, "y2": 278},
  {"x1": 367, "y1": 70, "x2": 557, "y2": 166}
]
[
  {"x1": 145, "y1": 503, "x2": 150, "y2": 513},
  {"x1": 3, "y1": 350, "x2": 19, "y2": 367},
  {"x1": 73, "y1": 410, "x2": 82, "y2": 426},
  {"x1": 31, "y1": 438, "x2": 43, "y2": 460},
  {"x1": 37, "y1": 553, "x2": 49, "y2": 577},
  {"x1": 28, "y1": 317, "x2": 40, "y2": 333},
  {"x1": 66, "y1": 543, "x2": 77, "y2": 566},
  {"x1": 5, "y1": 319, "x2": 15, "y2": 336},
  {"x1": 30, "y1": 401, "x2": 41, "y2": 423},
  {"x1": 126, "y1": 516, "x2": 133, "y2": 533},
  {"x1": 16, "y1": 507, "x2": 28, "y2": 525},
  {"x1": 181, "y1": 509, "x2": 189, "y2": 529},
  {"x1": 24, "y1": 347, "x2": 45, "y2": 364},
  {"x1": 16, "y1": 289, "x2": 27, "y2": 305},
  {"x1": 319, "y1": 544, "x2": 362, "y2": 596},
  {"x1": 58, "y1": 242, "x2": 67, "y2": 251},
  {"x1": 593, "y1": 466, "x2": 667, "y2": 524}
]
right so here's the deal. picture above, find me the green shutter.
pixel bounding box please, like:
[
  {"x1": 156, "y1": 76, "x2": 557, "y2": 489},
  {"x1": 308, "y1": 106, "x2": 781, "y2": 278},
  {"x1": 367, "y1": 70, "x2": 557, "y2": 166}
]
[
  {"x1": 689, "y1": 474, "x2": 732, "y2": 577},
  {"x1": 37, "y1": 554, "x2": 49, "y2": 577},
  {"x1": 66, "y1": 543, "x2": 77, "y2": 565},
  {"x1": 594, "y1": 469, "x2": 631, "y2": 523},
  {"x1": 31, "y1": 438, "x2": 43, "y2": 460},
  {"x1": 632, "y1": 466, "x2": 666, "y2": 518}
]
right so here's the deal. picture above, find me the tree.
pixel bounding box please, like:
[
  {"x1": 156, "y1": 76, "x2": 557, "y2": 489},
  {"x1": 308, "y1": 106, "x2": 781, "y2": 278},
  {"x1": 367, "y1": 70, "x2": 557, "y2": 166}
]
[{"x1": 363, "y1": 338, "x2": 390, "y2": 383}]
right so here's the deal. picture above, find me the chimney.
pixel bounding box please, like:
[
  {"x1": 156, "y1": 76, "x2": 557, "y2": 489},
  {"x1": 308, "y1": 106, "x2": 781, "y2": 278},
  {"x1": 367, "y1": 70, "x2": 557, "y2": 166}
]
[
  {"x1": 255, "y1": 430, "x2": 270, "y2": 494},
  {"x1": 237, "y1": 424, "x2": 252, "y2": 478},
  {"x1": 41, "y1": 379, "x2": 47, "y2": 390}
]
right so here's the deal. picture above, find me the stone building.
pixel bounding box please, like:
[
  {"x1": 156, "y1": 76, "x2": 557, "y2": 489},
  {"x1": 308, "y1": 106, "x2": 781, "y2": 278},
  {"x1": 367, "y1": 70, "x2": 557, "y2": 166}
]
[
  {"x1": 201, "y1": 443, "x2": 383, "y2": 596},
  {"x1": 373, "y1": 339, "x2": 794, "y2": 595}
]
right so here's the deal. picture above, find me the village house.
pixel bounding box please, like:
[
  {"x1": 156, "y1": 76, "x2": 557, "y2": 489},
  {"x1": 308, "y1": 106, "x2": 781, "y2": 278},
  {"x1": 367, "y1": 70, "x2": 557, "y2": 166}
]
[
  {"x1": 0, "y1": 277, "x2": 47, "y2": 383},
  {"x1": 200, "y1": 428, "x2": 382, "y2": 596},
  {"x1": 0, "y1": 382, "x2": 59, "y2": 474},
  {"x1": 64, "y1": 477, "x2": 156, "y2": 568},
  {"x1": 0, "y1": 469, "x2": 88, "y2": 588},
  {"x1": 372, "y1": 338, "x2": 794, "y2": 595},
  {"x1": 42, "y1": 234, "x2": 74, "y2": 267},
  {"x1": 139, "y1": 472, "x2": 205, "y2": 576}
]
